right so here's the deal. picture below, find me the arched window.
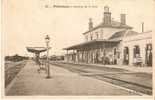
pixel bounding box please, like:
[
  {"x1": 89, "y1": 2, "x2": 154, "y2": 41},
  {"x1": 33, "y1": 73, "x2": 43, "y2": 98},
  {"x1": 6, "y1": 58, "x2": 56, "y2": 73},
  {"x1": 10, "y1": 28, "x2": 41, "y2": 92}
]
[{"x1": 114, "y1": 48, "x2": 117, "y2": 55}]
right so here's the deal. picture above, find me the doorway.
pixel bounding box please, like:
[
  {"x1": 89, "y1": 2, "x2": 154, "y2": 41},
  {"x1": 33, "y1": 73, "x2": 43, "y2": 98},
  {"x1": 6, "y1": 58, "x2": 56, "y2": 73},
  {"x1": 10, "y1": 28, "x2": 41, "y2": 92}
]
[
  {"x1": 146, "y1": 44, "x2": 152, "y2": 66},
  {"x1": 123, "y1": 47, "x2": 129, "y2": 65}
]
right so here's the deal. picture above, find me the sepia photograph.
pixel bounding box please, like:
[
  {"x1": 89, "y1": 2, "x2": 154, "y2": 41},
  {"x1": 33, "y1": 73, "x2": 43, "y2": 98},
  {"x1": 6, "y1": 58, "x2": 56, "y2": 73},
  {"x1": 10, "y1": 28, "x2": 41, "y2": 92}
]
[{"x1": 1, "y1": 0, "x2": 155, "y2": 99}]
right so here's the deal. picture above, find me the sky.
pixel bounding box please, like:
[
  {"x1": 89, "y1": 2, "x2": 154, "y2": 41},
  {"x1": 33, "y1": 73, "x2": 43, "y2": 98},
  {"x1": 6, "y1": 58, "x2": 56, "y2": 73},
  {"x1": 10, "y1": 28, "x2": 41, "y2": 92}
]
[{"x1": 2, "y1": 0, "x2": 155, "y2": 57}]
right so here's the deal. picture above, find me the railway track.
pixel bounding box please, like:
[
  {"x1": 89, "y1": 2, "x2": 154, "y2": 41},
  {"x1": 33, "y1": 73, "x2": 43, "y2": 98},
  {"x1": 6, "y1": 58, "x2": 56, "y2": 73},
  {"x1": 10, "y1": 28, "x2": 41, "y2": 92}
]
[
  {"x1": 50, "y1": 62, "x2": 152, "y2": 95},
  {"x1": 93, "y1": 75, "x2": 152, "y2": 95}
]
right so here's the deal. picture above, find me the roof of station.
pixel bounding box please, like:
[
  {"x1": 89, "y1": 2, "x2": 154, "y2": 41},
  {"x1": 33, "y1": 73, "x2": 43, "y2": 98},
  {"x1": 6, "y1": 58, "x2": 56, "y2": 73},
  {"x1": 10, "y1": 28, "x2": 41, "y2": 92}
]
[
  {"x1": 63, "y1": 39, "x2": 120, "y2": 50},
  {"x1": 82, "y1": 21, "x2": 132, "y2": 35},
  {"x1": 109, "y1": 30, "x2": 140, "y2": 41},
  {"x1": 64, "y1": 29, "x2": 141, "y2": 50}
]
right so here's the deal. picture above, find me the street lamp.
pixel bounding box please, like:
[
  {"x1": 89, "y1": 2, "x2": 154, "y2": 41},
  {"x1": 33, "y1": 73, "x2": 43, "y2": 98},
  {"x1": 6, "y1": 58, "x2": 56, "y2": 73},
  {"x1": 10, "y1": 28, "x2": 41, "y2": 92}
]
[{"x1": 45, "y1": 35, "x2": 51, "y2": 78}]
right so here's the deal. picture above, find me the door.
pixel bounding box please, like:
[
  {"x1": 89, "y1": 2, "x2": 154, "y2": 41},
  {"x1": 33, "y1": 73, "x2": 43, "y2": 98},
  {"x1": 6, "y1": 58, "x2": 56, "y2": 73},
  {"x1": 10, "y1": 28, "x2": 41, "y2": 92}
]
[
  {"x1": 146, "y1": 44, "x2": 152, "y2": 66},
  {"x1": 123, "y1": 47, "x2": 129, "y2": 65}
]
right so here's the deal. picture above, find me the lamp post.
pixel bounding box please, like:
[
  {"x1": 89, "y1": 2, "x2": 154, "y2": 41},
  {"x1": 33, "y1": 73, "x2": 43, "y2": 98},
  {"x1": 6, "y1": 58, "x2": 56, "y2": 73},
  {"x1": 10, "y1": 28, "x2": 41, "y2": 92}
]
[{"x1": 45, "y1": 35, "x2": 51, "y2": 78}]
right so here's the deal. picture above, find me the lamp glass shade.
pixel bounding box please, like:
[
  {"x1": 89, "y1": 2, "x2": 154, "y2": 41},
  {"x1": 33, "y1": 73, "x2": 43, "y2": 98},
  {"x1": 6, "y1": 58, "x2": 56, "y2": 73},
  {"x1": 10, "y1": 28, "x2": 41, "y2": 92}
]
[{"x1": 45, "y1": 35, "x2": 50, "y2": 43}]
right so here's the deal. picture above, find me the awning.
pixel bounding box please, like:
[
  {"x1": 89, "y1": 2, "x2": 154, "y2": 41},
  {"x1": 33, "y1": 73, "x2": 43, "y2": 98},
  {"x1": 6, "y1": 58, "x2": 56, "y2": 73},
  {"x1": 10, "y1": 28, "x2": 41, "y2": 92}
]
[
  {"x1": 63, "y1": 39, "x2": 120, "y2": 50},
  {"x1": 26, "y1": 47, "x2": 48, "y2": 53}
]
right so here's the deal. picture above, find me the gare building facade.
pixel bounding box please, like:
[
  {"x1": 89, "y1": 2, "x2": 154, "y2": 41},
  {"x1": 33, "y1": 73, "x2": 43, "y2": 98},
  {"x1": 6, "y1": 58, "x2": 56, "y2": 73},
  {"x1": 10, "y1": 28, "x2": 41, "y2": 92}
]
[{"x1": 64, "y1": 6, "x2": 152, "y2": 67}]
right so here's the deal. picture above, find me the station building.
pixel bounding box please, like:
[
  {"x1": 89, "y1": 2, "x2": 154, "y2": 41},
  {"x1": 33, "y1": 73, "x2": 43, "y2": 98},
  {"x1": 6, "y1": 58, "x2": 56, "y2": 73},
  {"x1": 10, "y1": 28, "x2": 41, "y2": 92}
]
[{"x1": 64, "y1": 6, "x2": 152, "y2": 67}]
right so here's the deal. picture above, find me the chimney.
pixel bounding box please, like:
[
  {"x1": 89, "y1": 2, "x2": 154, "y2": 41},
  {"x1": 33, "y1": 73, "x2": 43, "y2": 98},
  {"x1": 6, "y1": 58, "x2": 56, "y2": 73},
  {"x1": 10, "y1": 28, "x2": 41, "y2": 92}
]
[
  {"x1": 89, "y1": 18, "x2": 93, "y2": 30},
  {"x1": 103, "y1": 6, "x2": 111, "y2": 25},
  {"x1": 142, "y1": 22, "x2": 144, "y2": 32},
  {"x1": 120, "y1": 14, "x2": 126, "y2": 25}
]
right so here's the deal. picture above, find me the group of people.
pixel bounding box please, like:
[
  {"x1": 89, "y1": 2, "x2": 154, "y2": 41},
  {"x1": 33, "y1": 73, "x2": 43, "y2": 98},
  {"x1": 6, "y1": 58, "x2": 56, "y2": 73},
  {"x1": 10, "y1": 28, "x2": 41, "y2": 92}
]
[
  {"x1": 35, "y1": 58, "x2": 47, "y2": 73},
  {"x1": 95, "y1": 53, "x2": 115, "y2": 65}
]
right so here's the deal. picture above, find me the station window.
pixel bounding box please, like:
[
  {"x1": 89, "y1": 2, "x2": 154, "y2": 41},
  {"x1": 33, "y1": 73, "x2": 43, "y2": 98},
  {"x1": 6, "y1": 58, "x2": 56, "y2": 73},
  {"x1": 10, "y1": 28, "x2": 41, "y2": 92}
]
[
  {"x1": 90, "y1": 35, "x2": 93, "y2": 40},
  {"x1": 96, "y1": 32, "x2": 99, "y2": 39},
  {"x1": 85, "y1": 35, "x2": 88, "y2": 41}
]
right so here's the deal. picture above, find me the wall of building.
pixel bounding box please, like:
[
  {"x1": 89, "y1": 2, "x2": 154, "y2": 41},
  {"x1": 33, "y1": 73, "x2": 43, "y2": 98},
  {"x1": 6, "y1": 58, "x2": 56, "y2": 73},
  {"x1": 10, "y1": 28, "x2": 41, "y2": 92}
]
[
  {"x1": 122, "y1": 31, "x2": 152, "y2": 66},
  {"x1": 84, "y1": 27, "x2": 126, "y2": 41}
]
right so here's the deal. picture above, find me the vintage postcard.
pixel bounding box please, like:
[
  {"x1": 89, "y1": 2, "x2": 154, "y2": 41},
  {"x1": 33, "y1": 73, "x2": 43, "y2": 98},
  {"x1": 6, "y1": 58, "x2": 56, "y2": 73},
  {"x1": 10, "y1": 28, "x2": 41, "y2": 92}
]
[{"x1": 1, "y1": 0, "x2": 155, "y2": 99}]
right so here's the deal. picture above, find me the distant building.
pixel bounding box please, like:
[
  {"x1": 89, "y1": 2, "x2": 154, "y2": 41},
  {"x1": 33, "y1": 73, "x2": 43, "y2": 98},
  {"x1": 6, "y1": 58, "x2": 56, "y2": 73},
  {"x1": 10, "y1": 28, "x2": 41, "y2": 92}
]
[
  {"x1": 64, "y1": 6, "x2": 152, "y2": 67},
  {"x1": 5, "y1": 54, "x2": 29, "y2": 62}
]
